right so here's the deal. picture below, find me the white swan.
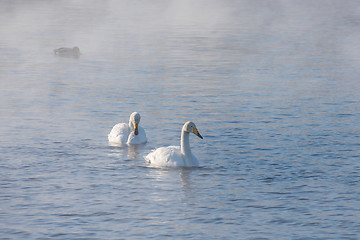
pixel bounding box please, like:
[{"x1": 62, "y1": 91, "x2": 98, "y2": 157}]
[
  {"x1": 108, "y1": 112, "x2": 147, "y2": 145},
  {"x1": 145, "y1": 121, "x2": 203, "y2": 167}
]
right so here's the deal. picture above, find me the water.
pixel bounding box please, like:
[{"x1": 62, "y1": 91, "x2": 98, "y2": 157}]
[{"x1": 1, "y1": 1, "x2": 360, "y2": 239}]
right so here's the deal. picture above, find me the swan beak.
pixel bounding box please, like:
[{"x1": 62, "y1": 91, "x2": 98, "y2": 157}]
[
  {"x1": 134, "y1": 122, "x2": 139, "y2": 135},
  {"x1": 193, "y1": 128, "x2": 203, "y2": 139}
]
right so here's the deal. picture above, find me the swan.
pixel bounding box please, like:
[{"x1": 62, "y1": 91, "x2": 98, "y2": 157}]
[
  {"x1": 108, "y1": 112, "x2": 147, "y2": 145},
  {"x1": 145, "y1": 121, "x2": 203, "y2": 167},
  {"x1": 54, "y1": 47, "x2": 80, "y2": 58}
]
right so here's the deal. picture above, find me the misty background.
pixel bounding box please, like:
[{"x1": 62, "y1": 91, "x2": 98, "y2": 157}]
[{"x1": 1, "y1": 0, "x2": 360, "y2": 239}]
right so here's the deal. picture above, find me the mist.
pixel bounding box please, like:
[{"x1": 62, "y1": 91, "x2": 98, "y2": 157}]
[{"x1": 1, "y1": 0, "x2": 359, "y2": 62}]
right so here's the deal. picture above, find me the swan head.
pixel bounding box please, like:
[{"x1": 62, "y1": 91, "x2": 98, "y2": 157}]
[
  {"x1": 182, "y1": 121, "x2": 203, "y2": 139},
  {"x1": 129, "y1": 112, "x2": 141, "y2": 135}
]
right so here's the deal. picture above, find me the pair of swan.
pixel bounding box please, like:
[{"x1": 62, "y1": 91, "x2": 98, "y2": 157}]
[{"x1": 108, "y1": 112, "x2": 203, "y2": 167}]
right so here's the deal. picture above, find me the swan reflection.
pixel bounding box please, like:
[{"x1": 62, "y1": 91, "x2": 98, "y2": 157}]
[{"x1": 108, "y1": 142, "x2": 146, "y2": 160}]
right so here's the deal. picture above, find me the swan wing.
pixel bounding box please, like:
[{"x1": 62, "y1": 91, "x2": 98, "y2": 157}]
[
  {"x1": 145, "y1": 146, "x2": 185, "y2": 167},
  {"x1": 108, "y1": 123, "x2": 129, "y2": 144}
]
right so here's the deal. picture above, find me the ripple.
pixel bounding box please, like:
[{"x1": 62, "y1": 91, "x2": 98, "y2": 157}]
[{"x1": 1, "y1": 1, "x2": 360, "y2": 239}]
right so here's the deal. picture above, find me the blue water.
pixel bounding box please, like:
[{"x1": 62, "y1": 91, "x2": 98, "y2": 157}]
[{"x1": 1, "y1": 1, "x2": 360, "y2": 239}]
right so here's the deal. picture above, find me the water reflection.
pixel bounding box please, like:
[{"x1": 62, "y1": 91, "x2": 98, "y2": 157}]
[
  {"x1": 179, "y1": 168, "x2": 193, "y2": 189},
  {"x1": 145, "y1": 166, "x2": 198, "y2": 201},
  {"x1": 108, "y1": 142, "x2": 146, "y2": 160},
  {"x1": 127, "y1": 144, "x2": 146, "y2": 160}
]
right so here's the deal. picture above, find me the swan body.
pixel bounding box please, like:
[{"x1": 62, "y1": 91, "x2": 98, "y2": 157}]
[
  {"x1": 145, "y1": 121, "x2": 203, "y2": 167},
  {"x1": 108, "y1": 112, "x2": 147, "y2": 145},
  {"x1": 54, "y1": 47, "x2": 80, "y2": 58}
]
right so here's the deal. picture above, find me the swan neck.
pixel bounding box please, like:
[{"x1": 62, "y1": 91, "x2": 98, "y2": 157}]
[{"x1": 181, "y1": 130, "x2": 191, "y2": 157}]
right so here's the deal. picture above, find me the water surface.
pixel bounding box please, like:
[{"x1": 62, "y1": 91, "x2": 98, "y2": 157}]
[{"x1": 1, "y1": 1, "x2": 360, "y2": 239}]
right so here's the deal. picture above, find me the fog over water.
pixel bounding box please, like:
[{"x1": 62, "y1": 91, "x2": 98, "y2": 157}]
[{"x1": 1, "y1": 1, "x2": 360, "y2": 239}]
